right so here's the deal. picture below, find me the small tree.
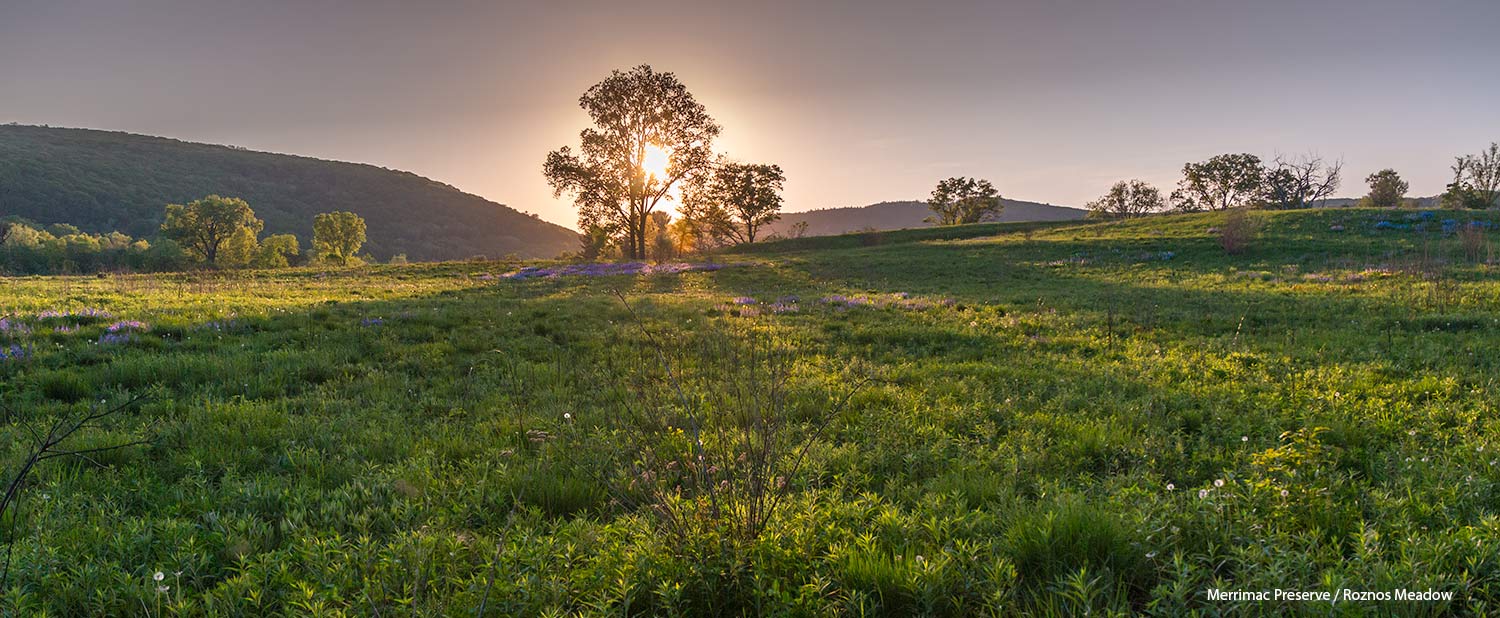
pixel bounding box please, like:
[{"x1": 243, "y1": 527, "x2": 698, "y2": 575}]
[
  {"x1": 159, "y1": 195, "x2": 263, "y2": 266},
  {"x1": 253, "y1": 234, "x2": 301, "y2": 268},
  {"x1": 1171, "y1": 154, "x2": 1265, "y2": 211},
  {"x1": 1260, "y1": 153, "x2": 1341, "y2": 210},
  {"x1": 313, "y1": 211, "x2": 367, "y2": 266},
  {"x1": 926, "y1": 177, "x2": 1003, "y2": 225},
  {"x1": 1365, "y1": 169, "x2": 1409, "y2": 208},
  {"x1": 1442, "y1": 142, "x2": 1500, "y2": 209},
  {"x1": 1087, "y1": 180, "x2": 1166, "y2": 219},
  {"x1": 680, "y1": 161, "x2": 786, "y2": 245},
  {"x1": 543, "y1": 65, "x2": 720, "y2": 259}
]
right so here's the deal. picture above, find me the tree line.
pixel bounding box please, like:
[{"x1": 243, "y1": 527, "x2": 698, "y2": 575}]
[
  {"x1": 545, "y1": 65, "x2": 1500, "y2": 256},
  {"x1": 0, "y1": 197, "x2": 368, "y2": 275},
  {"x1": 1079, "y1": 145, "x2": 1499, "y2": 220}
]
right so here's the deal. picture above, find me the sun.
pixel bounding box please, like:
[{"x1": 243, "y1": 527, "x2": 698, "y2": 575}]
[{"x1": 641, "y1": 143, "x2": 671, "y2": 180}]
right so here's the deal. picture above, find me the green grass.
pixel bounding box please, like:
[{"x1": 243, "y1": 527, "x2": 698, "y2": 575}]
[{"x1": 3, "y1": 208, "x2": 1500, "y2": 616}]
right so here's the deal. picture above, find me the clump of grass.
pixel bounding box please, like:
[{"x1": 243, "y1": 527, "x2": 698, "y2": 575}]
[{"x1": 1459, "y1": 222, "x2": 1490, "y2": 263}]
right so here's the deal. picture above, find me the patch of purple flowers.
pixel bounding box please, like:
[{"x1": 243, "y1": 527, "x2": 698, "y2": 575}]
[
  {"x1": 0, "y1": 343, "x2": 30, "y2": 362},
  {"x1": 35, "y1": 307, "x2": 114, "y2": 323},
  {"x1": 0, "y1": 317, "x2": 32, "y2": 338},
  {"x1": 106, "y1": 320, "x2": 150, "y2": 333},
  {"x1": 97, "y1": 333, "x2": 135, "y2": 346},
  {"x1": 731, "y1": 297, "x2": 758, "y2": 305},
  {"x1": 503, "y1": 261, "x2": 728, "y2": 281},
  {"x1": 361, "y1": 317, "x2": 385, "y2": 327}
]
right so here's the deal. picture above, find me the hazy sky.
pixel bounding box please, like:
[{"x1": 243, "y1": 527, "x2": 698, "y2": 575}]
[{"x1": 4, "y1": 1, "x2": 1499, "y2": 228}]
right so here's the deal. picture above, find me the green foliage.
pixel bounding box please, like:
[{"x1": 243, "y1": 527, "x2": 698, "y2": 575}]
[
  {"x1": 1443, "y1": 142, "x2": 1500, "y2": 210},
  {"x1": 312, "y1": 211, "x2": 367, "y2": 266},
  {"x1": 680, "y1": 161, "x2": 786, "y2": 245},
  {"x1": 1087, "y1": 179, "x2": 1165, "y2": 219},
  {"x1": 0, "y1": 220, "x2": 156, "y2": 275},
  {"x1": 253, "y1": 234, "x2": 301, "y2": 268},
  {"x1": 159, "y1": 195, "x2": 263, "y2": 266},
  {"x1": 926, "y1": 176, "x2": 1003, "y2": 225},
  {"x1": 1366, "y1": 168, "x2": 1409, "y2": 208},
  {"x1": 0, "y1": 125, "x2": 578, "y2": 260},
  {"x1": 3, "y1": 208, "x2": 1500, "y2": 614},
  {"x1": 1171, "y1": 153, "x2": 1265, "y2": 211}
]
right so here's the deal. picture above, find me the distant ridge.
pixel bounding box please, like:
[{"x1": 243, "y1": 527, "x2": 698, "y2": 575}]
[
  {"x1": 766, "y1": 199, "x2": 1087, "y2": 238},
  {"x1": 0, "y1": 125, "x2": 580, "y2": 260}
]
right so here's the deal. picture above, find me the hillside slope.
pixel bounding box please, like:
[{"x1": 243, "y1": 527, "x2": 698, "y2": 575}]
[
  {"x1": 765, "y1": 199, "x2": 1086, "y2": 238},
  {"x1": 0, "y1": 125, "x2": 579, "y2": 260}
]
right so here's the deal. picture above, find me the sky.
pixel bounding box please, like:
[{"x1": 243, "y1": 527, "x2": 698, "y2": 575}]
[{"x1": 3, "y1": 0, "x2": 1499, "y2": 229}]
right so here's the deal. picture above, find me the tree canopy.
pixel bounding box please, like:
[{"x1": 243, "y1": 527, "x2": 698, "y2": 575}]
[
  {"x1": 1087, "y1": 180, "x2": 1166, "y2": 219},
  {"x1": 1365, "y1": 169, "x2": 1409, "y2": 208},
  {"x1": 680, "y1": 162, "x2": 786, "y2": 245},
  {"x1": 1171, "y1": 154, "x2": 1265, "y2": 211},
  {"x1": 160, "y1": 195, "x2": 263, "y2": 266},
  {"x1": 925, "y1": 177, "x2": 1003, "y2": 225},
  {"x1": 543, "y1": 65, "x2": 720, "y2": 259},
  {"x1": 313, "y1": 211, "x2": 367, "y2": 266}
]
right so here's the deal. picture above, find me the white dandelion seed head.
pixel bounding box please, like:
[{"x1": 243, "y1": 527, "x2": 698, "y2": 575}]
[
  {"x1": 1214, "y1": 479, "x2": 1225, "y2": 487},
  {"x1": 1280, "y1": 489, "x2": 1289, "y2": 497},
  {"x1": 153, "y1": 572, "x2": 165, "y2": 582},
  {"x1": 1166, "y1": 483, "x2": 1175, "y2": 491},
  {"x1": 1198, "y1": 489, "x2": 1210, "y2": 499}
]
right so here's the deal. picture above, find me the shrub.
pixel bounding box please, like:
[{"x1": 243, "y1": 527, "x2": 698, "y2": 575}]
[{"x1": 1218, "y1": 209, "x2": 1257, "y2": 255}]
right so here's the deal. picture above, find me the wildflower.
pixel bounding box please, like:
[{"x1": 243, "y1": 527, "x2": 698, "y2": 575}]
[
  {"x1": 1166, "y1": 483, "x2": 1175, "y2": 491},
  {"x1": 1214, "y1": 479, "x2": 1225, "y2": 487},
  {"x1": 106, "y1": 320, "x2": 149, "y2": 333},
  {"x1": 156, "y1": 586, "x2": 169, "y2": 594},
  {"x1": 1146, "y1": 551, "x2": 1157, "y2": 559},
  {"x1": 731, "y1": 296, "x2": 757, "y2": 305},
  {"x1": 1241, "y1": 436, "x2": 1248, "y2": 442},
  {"x1": 915, "y1": 555, "x2": 926, "y2": 565},
  {"x1": 1280, "y1": 489, "x2": 1289, "y2": 498},
  {"x1": 563, "y1": 412, "x2": 572, "y2": 420},
  {"x1": 1198, "y1": 489, "x2": 1210, "y2": 499},
  {"x1": 154, "y1": 572, "x2": 165, "y2": 582}
]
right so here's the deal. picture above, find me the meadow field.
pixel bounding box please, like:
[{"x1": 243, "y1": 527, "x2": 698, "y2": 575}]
[{"x1": 3, "y1": 208, "x2": 1500, "y2": 616}]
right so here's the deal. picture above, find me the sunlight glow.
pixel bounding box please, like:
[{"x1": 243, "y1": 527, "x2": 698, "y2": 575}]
[{"x1": 642, "y1": 143, "x2": 670, "y2": 180}]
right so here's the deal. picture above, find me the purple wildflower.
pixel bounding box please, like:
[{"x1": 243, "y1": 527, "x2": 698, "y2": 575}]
[
  {"x1": 97, "y1": 333, "x2": 135, "y2": 346},
  {"x1": 106, "y1": 320, "x2": 150, "y2": 333},
  {"x1": 361, "y1": 317, "x2": 385, "y2": 327},
  {"x1": 0, "y1": 343, "x2": 30, "y2": 362},
  {"x1": 731, "y1": 296, "x2": 758, "y2": 305}
]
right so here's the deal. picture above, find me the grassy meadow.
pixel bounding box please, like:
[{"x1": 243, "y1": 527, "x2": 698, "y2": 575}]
[{"x1": 3, "y1": 208, "x2": 1500, "y2": 616}]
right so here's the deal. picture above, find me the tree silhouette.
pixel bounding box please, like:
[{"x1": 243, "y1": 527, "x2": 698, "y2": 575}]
[{"x1": 544, "y1": 66, "x2": 720, "y2": 259}]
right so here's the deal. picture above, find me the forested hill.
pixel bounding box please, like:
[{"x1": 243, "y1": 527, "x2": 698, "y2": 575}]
[{"x1": 0, "y1": 125, "x2": 579, "y2": 260}]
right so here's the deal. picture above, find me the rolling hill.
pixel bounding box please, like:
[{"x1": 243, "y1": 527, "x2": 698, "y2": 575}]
[
  {"x1": 765, "y1": 199, "x2": 1086, "y2": 238},
  {"x1": 0, "y1": 125, "x2": 580, "y2": 260}
]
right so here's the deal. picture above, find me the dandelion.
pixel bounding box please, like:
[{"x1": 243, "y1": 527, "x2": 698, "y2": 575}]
[
  {"x1": 1166, "y1": 483, "x2": 1175, "y2": 491},
  {"x1": 1280, "y1": 489, "x2": 1289, "y2": 498},
  {"x1": 1198, "y1": 489, "x2": 1210, "y2": 499},
  {"x1": 1146, "y1": 551, "x2": 1157, "y2": 559},
  {"x1": 156, "y1": 586, "x2": 170, "y2": 593},
  {"x1": 915, "y1": 555, "x2": 926, "y2": 565},
  {"x1": 154, "y1": 572, "x2": 165, "y2": 582},
  {"x1": 1214, "y1": 479, "x2": 1225, "y2": 487},
  {"x1": 1241, "y1": 436, "x2": 1248, "y2": 442},
  {"x1": 563, "y1": 412, "x2": 572, "y2": 420}
]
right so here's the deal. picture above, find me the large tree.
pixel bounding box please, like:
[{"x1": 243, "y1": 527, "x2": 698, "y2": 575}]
[
  {"x1": 1442, "y1": 142, "x2": 1500, "y2": 209},
  {"x1": 313, "y1": 211, "x2": 367, "y2": 266},
  {"x1": 543, "y1": 65, "x2": 720, "y2": 259},
  {"x1": 159, "y1": 195, "x2": 262, "y2": 266},
  {"x1": 925, "y1": 177, "x2": 1003, "y2": 225},
  {"x1": 680, "y1": 161, "x2": 786, "y2": 245},
  {"x1": 1087, "y1": 180, "x2": 1166, "y2": 219},
  {"x1": 1171, "y1": 153, "x2": 1265, "y2": 211},
  {"x1": 1260, "y1": 153, "x2": 1341, "y2": 210},
  {"x1": 1365, "y1": 169, "x2": 1408, "y2": 208}
]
